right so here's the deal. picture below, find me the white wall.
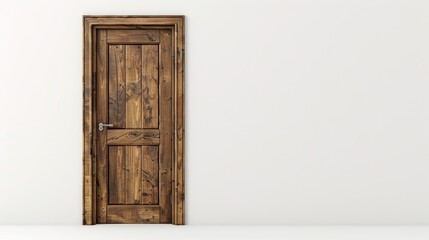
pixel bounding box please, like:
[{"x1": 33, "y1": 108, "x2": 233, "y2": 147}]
[{"x1": 0, "y1": 0, "x2": 428, "y2": 225}]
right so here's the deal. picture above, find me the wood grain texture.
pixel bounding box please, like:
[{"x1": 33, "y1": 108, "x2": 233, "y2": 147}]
[
  {"x1": 125, "y1": 146, "x2": 142, "y2": 204},
  {"x1": 95, "y1": 25, "x2": 174, "y2": 30},
  {"x1": 117, "y1": 48, "x2": 127, "y2": 128},
  {"x1": 174, "y1": 17, "x2": 185, "y2": 225},
  {"x1": 83, "y1": 16, "x2": 94, "y2": 225},
  {"x1": 84, "y1": 16, "x2": 184, "y2": 29},
  {"x1": 125, "y1": 45, "x2": 143, "y2": 129},
  {"x1": 108, "y1": 45, "x2": 126, "y2": 128},
  {"x1": 142, "y1": 146, "x2": 159, "y2": 204},
  {"x1": 159, "y1": 29, "x2": 173, "y2": 223},
  {"x1": 83, "y1": 16, "x2": 185, "y2": 225},
  {"x1": 107, "y1": 129, "x2": 160, "y2": 145},
  {"x1": 109, "y1": 146, "x2": 126, "y2": 204},
  {"x1": 96, "y1": 29, "x2": 108, "y2": 223},
  {"x1": 107, "y1": 205, "x2": 160, "y2": 223},
  {"x1": 107, "y1": 30, "x2": 159, "y2": 44},
  {"x1": 142, "y1": 45, "x2": 159, "y2": 129},
  {"x1": 91, "y1": 24, "x2": 98, "y2": 225}
]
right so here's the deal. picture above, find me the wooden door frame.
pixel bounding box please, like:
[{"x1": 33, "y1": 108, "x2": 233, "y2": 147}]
[{"x1": 82, "y1": 16, "x2": 185, "y2": 225}]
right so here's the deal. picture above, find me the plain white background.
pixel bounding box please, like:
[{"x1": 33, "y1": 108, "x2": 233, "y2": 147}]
[
  {"x1": 1, "y1": 226, "x2": 429, "y2": 240},
  {"x1": 0, "y1": 0, "x2": 428, "y2": 225}
]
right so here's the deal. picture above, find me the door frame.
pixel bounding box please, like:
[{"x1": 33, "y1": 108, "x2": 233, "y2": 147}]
[{"x1": 82, "y1": 16, "x2": 185, "y2": 225}]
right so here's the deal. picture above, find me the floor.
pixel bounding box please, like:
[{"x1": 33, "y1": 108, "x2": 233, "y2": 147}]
[{"x1": 0, "y1": 226, "x2": 428, "y2": 240}]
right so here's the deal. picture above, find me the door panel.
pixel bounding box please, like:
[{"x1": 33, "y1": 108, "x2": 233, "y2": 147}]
[
  {"x1": 108, "y1": 44, "x2": 160, "y2": 129},
  {"x1": 108, "y1": 146, "x2": 160, "y2": 206},
  {"x1": 96, "y1": 28, "x2": 173, "y2": 224}
]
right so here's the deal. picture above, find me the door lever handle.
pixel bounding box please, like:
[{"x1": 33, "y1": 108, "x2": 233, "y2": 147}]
[{"x1": 98, "y1": 122, "x2": 113, "y2": 131}]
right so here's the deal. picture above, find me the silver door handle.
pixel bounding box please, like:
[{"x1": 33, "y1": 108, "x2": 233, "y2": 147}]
[{"x1": 98, "y1": 123, "x2": 113, "y2": 131}]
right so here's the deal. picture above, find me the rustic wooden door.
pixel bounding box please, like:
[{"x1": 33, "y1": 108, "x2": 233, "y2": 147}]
[
  {"x1": 95, "y1": 29, "x2": 173, "y2": 224},
  {"x1": 83, "y1": 16, "x2": 184, "y2": 225}
]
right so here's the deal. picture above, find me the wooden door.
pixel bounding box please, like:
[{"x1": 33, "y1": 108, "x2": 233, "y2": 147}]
[
  {"x1": 95, "y1": 29, "x2": 173, "y2": 224},
  {"x1": 83, "y1": 16, "x2": 184, "y2": 225}
]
